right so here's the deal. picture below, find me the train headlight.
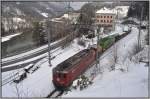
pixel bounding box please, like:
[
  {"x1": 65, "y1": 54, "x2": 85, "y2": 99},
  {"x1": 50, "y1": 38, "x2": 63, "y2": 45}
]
[{"x1": 57, "y1": 78, "x2": 60, "y2": 81}]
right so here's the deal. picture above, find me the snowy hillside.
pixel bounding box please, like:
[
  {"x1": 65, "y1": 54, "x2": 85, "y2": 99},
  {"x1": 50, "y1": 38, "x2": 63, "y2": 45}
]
[
  {"x1": 2, "y1": 2, "x2": 68, "y2": 18},
  {"x1": 63, "y1": 26, "x2": 148, "y2": 97},
  {"x1": 1, "y1": 1, "x2": 71, "y2": 36}
]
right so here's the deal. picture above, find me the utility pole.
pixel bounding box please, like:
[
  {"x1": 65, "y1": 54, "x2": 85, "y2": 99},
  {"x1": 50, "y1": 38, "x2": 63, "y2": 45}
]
[
  {"x1": 68, "y1": 2, "x2": 72, "y2": 42},
  {"x1": 96, "y1": 25, "x2": 100, "y2": 72},
  {"x1": 47, "y1": 18, "x2": 52, "y2": 67},
  {"x1": 138, "y1": 5, "x2": 144, "y2": 51}
]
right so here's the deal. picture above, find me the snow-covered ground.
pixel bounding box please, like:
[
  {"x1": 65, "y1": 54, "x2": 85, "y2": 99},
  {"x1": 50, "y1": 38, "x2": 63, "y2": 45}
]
[
  {"x1": 2, "y1": 22, "x2": 148, "y2": 97},
  {"x1": 64, "y1": 62, "x2": 148, "y2": 97},
  {"x1": 2, "y1": 47, "x2": 60, "y2": 69},
  {"x1": 63, "y1": 26, "x2": 148, "y2": 97},
  {"x1": 2, "y1": 32, "x2": 22, "y2": 42},
  {"x1": 2, "y1": 39, "x2": 87, "y2": 97}
]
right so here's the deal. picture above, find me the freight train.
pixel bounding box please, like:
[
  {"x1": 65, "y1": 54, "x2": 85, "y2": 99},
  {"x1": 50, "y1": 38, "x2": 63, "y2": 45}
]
[
  {"x1": 52, "y1": 46, "x2": 101, "y2": 90},
  {"x1": 52, "y1": 29, "x2": 131, "y2": 90}
]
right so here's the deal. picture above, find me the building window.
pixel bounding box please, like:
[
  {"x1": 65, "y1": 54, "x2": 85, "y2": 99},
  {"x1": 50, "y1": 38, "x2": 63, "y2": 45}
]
[
  {"x1": 107, "y1": 16, "x2": 109, "y2": 18},
  {"x1": 104, "y1": 16, "x2": 106, "y2": 18},
  {"x1": 107, "y1": 20, "x2": 109, "y2": 23},
  {"x1": 104, "y1": 20, "x2": 106, "y2": 23},
  {"x1": 110, "y1": 20, "x2": 113, "y2": 23},
  {"x1": 101, "y1": 16, "x2": 103, "y2": 18},
  {"x1": 111, "y1": 16, "x2": 113, "y2": 18},
  {"x1": 97, "y1": 20, "x2": 99, "y2": 22},
  {"x1": 101, "y1": 20, "x2": 103, "y2": 22}
]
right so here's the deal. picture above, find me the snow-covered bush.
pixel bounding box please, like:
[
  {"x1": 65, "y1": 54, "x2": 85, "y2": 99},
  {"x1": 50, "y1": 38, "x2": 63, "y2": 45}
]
[{"x1": 71, "y1": 75, "x2": 93, "y2": 91}]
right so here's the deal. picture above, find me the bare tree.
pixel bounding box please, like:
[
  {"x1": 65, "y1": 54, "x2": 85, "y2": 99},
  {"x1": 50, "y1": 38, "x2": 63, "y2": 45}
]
[
  {"x1": 14, "y1": 84, "x2": 20, "y2": 98},
  {"x1": 12, "y1": 69, "x2": 21, "y2": 98},
  {"x1": 110, "y1": 43, "x2": 118, "y2": 71}
]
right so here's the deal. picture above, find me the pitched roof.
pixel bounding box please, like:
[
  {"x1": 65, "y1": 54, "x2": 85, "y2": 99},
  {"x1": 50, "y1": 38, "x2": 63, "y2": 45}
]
[{"x1": 96, "y1": 7, "x2": 117, "y2": 14}]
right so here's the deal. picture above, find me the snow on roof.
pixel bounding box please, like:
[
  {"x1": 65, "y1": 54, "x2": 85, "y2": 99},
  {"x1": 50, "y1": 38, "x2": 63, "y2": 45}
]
[
  {"x1": 12, "y1": 17, "x2": 25, "y2": 23},
  {"x1": 41, "y1": 13, "x2": 48, "y2": 18},
  {"x1": 51, "y1": 18, "x2": 64, "y2": 22},
  {"x1": 62, "y1": 13, "x2": 80, "y2": 19},
  {"x1": 62, "y1": 14, "x2": 69, "y2": 18},
  {"x1": 96, "y1": 7, "x2": 117, "y2": 14},
  {"x1": 96, "y1": 6, "x2": 129, "y2": 18}
]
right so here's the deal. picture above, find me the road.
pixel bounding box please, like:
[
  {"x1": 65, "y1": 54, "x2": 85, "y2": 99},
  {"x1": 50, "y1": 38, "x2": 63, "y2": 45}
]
[{"x1": 2, "y1": 35, "x2": 72, "y2": 72}]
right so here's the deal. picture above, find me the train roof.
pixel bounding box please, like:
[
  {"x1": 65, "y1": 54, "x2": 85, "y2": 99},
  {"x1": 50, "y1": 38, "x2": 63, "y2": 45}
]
[{"x1": 54, "y1": 49, "x2": 91, "y2": 72}]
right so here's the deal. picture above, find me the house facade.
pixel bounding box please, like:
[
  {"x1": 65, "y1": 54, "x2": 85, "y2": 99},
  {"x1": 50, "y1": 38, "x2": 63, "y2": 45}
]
[{"x1": 95, "y1": 7, "x2": 117, "y2": 32}]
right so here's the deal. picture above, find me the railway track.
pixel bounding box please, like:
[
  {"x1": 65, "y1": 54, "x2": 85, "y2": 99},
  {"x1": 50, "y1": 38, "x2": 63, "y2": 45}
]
[
  {"x1": 45, "y1": 50, "x2": 112, "y2": 98},
  {"x1": 2, "y1": 34, "x2": 72, "y2": 72},
  {"x1": 2, "y1": 47, "x2": 62, "y2": 72},
  {"x1": 2, "y1": 74, "x2": 19, "y2": 86},
  {"x1": 2, "y1": 51, "x2": 63, "y2": 86},
  {"x1": 46, "y1": 89, "x2": 64, "y2": 98},
  {"x1": 45, "y1": 31, "x2": 132, "y2": 97}
]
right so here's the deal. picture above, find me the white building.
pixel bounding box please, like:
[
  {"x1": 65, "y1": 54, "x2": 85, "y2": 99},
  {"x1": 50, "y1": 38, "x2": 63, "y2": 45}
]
[{"x1": 62, "y1": 12, "x2": 80, "y2": 24}]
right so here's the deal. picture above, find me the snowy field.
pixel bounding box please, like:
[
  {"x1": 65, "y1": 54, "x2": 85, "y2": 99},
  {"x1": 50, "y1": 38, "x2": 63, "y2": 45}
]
[{"x1": 2, "y1": 23, "x2": 148, "y2": 97}]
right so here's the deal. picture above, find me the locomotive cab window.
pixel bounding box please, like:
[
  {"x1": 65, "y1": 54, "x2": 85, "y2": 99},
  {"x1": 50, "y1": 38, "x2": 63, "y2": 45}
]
[
  {"x1": 58, "y1": 73, "x2": 66, "y2": 79},
  {"x1": 63, "y1": 73, "x2": 66, "y2": 78},
  {"x1": 58, "y1": 73, "x2": 61, "y2": 78}
]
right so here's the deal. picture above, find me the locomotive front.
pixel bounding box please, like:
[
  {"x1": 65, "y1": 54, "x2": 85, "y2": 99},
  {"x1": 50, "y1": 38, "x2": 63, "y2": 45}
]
[
  {"x1": 52, "y1": 47, "x2": 101, "y2": 90},
  {"x1": 52, "y1": 68, "x2": 69, "y2": 90}
]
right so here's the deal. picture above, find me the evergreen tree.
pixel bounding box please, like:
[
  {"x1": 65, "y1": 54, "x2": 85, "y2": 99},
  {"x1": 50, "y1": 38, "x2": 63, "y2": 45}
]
[
  {"x1": 32, "y1": 21, "x2": 45, "y2": 46},
  {"x1": 76, "y1": 3, "x2": 95, "y2": 36},
  {"x1": 2, "y1": 42, "x2": 8, "y2": 57},
  {"x1": 127, "y1": 1, "x2": 149, "y2": 20},
  {"x1": 145, "y1": 31, "x2": 149, "y2": 45},
  {"x1": 1, "y1": 22, "x2": 5, "y2": 36}
]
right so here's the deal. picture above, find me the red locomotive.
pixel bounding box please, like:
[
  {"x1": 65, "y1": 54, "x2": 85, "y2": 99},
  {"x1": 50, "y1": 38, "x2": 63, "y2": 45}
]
[{"x1": 52, "y1": 46, "x2": 101, "y2": 90}]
